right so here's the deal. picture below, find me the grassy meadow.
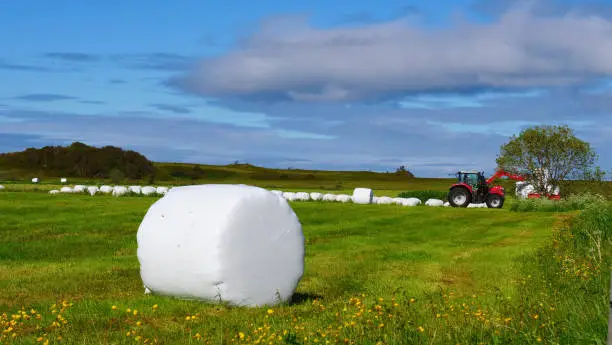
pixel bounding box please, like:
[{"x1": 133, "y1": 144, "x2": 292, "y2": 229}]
[{"x1": 1, "y1": 183, "x2": 610, "y2": 344}]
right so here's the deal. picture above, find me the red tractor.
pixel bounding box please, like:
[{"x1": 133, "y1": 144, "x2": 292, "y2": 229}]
[{"x1": 447, "y1": 170, "x2": 525, "y2": 208}]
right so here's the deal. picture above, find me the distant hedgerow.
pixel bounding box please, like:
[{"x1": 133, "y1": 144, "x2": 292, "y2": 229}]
[{"x1": 397, "y1": 190, "x2": 448, "y2": 201}]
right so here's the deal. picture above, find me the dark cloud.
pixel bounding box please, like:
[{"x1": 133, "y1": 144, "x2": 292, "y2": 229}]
[
  {"x1": 43, "y1": 53, "x2": 100, "y2": 62},
  {"x1": 13, "y1": 94, "x2": 78, "y2": 102},
  {"x1": 150, "y1": 103, "x2": 192, "y2": 114},
  {"x1": 0, "y1": 59, "x2": 51, "y2": 72},
  {"x1": 168, "y1": 3, "x2": 612, "y2": 103}
]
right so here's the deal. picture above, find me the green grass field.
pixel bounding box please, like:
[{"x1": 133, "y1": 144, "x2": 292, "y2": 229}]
[{"x1": 1, "y1": 188, "x2": 609, "y2": 344}]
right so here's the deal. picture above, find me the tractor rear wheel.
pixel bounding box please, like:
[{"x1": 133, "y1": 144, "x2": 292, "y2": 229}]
[
  {"x1": 486, "y1": 193, "x2": 504, "y2": 208},
  {"x1": 448, "y1": 187, "x2": 471, "y2": 207}
]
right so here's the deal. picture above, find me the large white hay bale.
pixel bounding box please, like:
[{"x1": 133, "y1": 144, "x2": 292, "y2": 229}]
[
  {"x1": 60, "y1": 178, "x2": 67, "y2": 183},
  {"x1": 322, "y1": 193, "x2": 337, "y2": 202},
  {"x1": 425, "y1": 199, "x2": 445, "y2": 207},
  {"x1": 73, "y1": 185, "x2": 86, "y2": 193},
  {"x1": 156, "y1": 186, "x2": 169, "y2": 195},
  {"x1": 49, "y1": 189, "x2": 60, "y2": 194},
  {"x1": 352, "y1": 188, "x2": 373, "y2": 204},
  {"x1": 136, "y1": 184, "x2": 304, "y2": 307},
  {"x1": 32, "y1": 177, "x2": 39, "y2": 183},
  {"x1": 112, "y1": 186, "x2": 128, "y2": 197},
  {"x1": 309, "y1": 192, "x2": 322, "y2": 201},
  {"x1": 282, "y1": 192, "x2": 296, "y2": 201},
  {"x1": 376, "y1": 196, "x2": 393, "y2": 205},
  {"x1": 295, "y1": 192, "x2": 310, "y2": 201},
  {"x1": 100, "y1": 185, "x2": 113, "y2": 194},
  {"x1": 87, "y1": 186, "x2": 99, "y2": 196},
  {"x1": 336, "y1": 194, "x2": 352, "y2": 203},
  {"x1": 60, "y1": 186, "x2": 73, "y2": 193},
  {"x1": 129, "y1": 186, "x2": 142, "y2": 194},
  {"x1": 142, "y1": 186, "x2": 156, "y2": 196}
]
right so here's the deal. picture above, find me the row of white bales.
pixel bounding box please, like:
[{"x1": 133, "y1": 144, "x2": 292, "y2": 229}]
[{"x1": 24, "y1": 184, "x2": 489, "y2": 208}]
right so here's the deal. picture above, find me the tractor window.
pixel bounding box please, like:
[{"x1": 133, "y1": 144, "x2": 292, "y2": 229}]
[{"x1": 466, "y1": 174, "x2": 477, "y2": 185}]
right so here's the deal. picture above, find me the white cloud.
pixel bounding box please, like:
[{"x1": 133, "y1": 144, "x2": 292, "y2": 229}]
[{"x1": 172, "y1": 2, "x2": 612, "y2": 102}]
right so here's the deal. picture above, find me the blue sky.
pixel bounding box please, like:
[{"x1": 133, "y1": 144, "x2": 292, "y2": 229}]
[{"x1": 1, "y1": 0, "x2": 611, "y2": 177}]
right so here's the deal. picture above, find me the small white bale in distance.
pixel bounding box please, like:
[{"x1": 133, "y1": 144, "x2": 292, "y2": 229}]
[
  {"x1": 112, "y1": 186, "x2": 128, "y2": 197},
  {"x1": 401, "y1": 198, "x2": 420, "y2": 207},
  {"x1": 87, "y1": 186, "x2": 99, "y2": 196},
  {"x1": 392, "y1": 197, "x2": 405, "y2": 205},
  {"x1": 322, "y1": 194, "x2": 337, "y2": 202},
  {"x1": 100, "y1": 185, "x2": 113, "y2": 194},
  {"x1": 467, "y1": 203, "x2": 487, "y2": 208},
  {"x1": 60, "y1": 186, "x2": 73, "y2": 193},
  {"x1": 376, "y1": 196, "x2": 393, "y2": 205},
  {"x1": 295, "y1": 192, "x2": 310, "y2": 201},
  {"x1": 406, "y1": 198, "x2": 422, "y2": 205},
  {"x1": 352, "y1": 188, "x2": 373, "y2": 204},
  {"x1": 336, "y1": 194, "x2": 352, "y2": 203},
  {"x1": 443, "y1": 201, "x2": 450, "y2": 207},
  {"x1": 425, "y1": 199, "x2": 445, "y2": 207},
  {"x1": 49, "y1": 190, "x2": 60, "y2": 194},
  {"x1": 32, "y1": 177, "x2": 39, "y2": 183},
  {"x1": 142, "y1": 186, "x2": 157, "y2": 195},
  {"x1": 282, "y1": 192, "x2": 296, "y2": 201},
  {"x1": 156, "y1": 186, "x2": 169, "y2": 195},
  {"x1": 73, "y1": 185, "x2": 86, "y2": 193},
  {"x1": 60, "y1": 178, "x2": 67, "y2": 183},
  {"x1": 129, "y1": 186, "x2": 142, "y2": 194},
  {"x1": 309, "y1": 192, "x2": 322, "y2": 201},
  {"x1": 136, "y1": 184, "x2": 305, "y2": 307},
  {"x1": 0, "y1": 185, "x2": 5, "y2": 190}
]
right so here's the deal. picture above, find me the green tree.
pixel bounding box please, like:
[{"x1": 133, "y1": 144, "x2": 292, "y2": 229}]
[
  {"x1": 496, "y1": 125, "x2": 598, "y2": 194},
  {"x1": 109, "y1": 168, "x2": 125, "y2": 184}
]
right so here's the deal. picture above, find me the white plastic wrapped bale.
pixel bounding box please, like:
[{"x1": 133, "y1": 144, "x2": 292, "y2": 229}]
[
  {"x1": 443, "y1": 201, "x2": 450, "y2": 207},
  {"x1": 136, "y1": 184, "x2": 304, "y2": 307},
  {"x1": 392, "y1": 197, "x2": 405, "y2": 205},
  {"x1": 322, "y1": 194, "x2": 337, "y2": 202},
  {"x1": 112, "y1": 186, "x2": 128, "y2": 197},
  {"x1": 282, "y1": 192, "x2": 296, "y2": 201},
  {"x1": 100, "y1": 185, "x2": 113, "y2": 194},
  {"x1": 270, "y1": 190, "x2": 283, "y2": 197},
  {"x1": 425, "y1": 199, "x2": 445, "y2": 207},
  {"x1": 336, "y1": 194, "x2": 352, "y2": 203},
  {"x1": 372, "y1": 196, "x2": 379, "y2": 203},
  {"x1": 129, "y1": 186, "x2": 142, "y2": 194},
  {"x1": 156, "y1": 186, "x2": 169, "y2": 195},
  {"x1": 32, "y1": 177, "x2": 39, "y2": 183},
  {"x1": 352, "y1": 188, "x2": 373, "y2": 204},
  {"x1": 60, "y1": 178, "x2": 67, "y2": 183},
  {"x1": 60, "y1": 186, "x2": 73, "y2": 193},
  {"x1": 401, "y1": 198, "x2": 420, "y2": 207},
  {"x1": 295, "y1": 192, "x2": 310, "y2": 201},
  {"x1": 87, "y1": 186, "x2": 99, "y2": 196},
  {"x1": 142, "y1": 186, "x2": 157, "y2": 196},
  {"x1": 73, "y1": 185, "x2": 86, "y2": 193},
  {"x1": 467, "y1": 203, "x2": 488, "y2": 208},
  {"x1": 376, "y1": 196, "x2": 393, "y2": 205},
  {"x1": 49, "y1": 190, "x2": 60, "y2": 195},
  {"x1": 0, "y1": 185, "x2": 5, "y2": 190},
  {"x1": 309, "y1": 192, "x2": 322, "y2": 201},
  {"x1": 406, "y1": 198, "x2": 422, "y2": 206}
]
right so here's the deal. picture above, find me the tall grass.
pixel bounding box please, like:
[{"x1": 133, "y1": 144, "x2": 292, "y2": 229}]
[{"x1": 510, "y1": 192, "x2": 609, "y2": 212}]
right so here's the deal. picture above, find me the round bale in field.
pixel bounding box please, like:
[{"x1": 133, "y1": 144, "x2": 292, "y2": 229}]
[
  {"x1": 141, "y1": 186, "x2": 157, "y2": 196},
  {"x1": 309, "y1": 192, "x2": 322, "y2": 201},
  {"x1": 0, "y1": 185, "x2": 5, "y2": 191},
  {"x1": 425, "y1": 199, "x2": 445, "y2": 207},
  {"x1": 60, "y1": 186, "x2": 73, "y2": 193},
  {"x1": 352, "y1": 188, "x2": 373, "y2": 204},
  {"x1": 100, "y1": 185, "x2": 113, "y2": 194},
  {"x1": 136, "y1": 184, "x2": 305, "y2": 307},
  {"x1": 32, "y1": 177, "x2": 39, "y2": 183}
]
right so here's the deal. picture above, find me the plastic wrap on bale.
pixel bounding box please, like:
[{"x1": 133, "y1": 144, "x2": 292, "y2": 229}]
[
  {"x1": 156, "y1": 186, "x2": 169, "y2": 195},
  {"x1": 136, "y1": 184, "x2": 304, "y2": 307},
  {"x1": 0, "y1": 185, "x2": 5, "y2": 191},
  {"x1": 282, "y1": 192, "x2": 296, "y2": 201},
  {"x1": 322, "y1": 194, "x2": 337, "y2": 202},
  {"x1": 112, "y1": 186, "x2": 128, "y2": 196},
  {"x1": 60, "y1": 186, "x2": 73, "y2": 193},
  {"x1": 87, "y1": 186, "x2": 99, "y2": 196},
  {"x1": 295, "y1": 192, "x2": 310, "y2": 201},
  {"x1": 352, "y1": 188, "x2": 373, "y2": 204},
  {"x1": 309, "y1": 192, "x2": 322, "y2": 201},
  {"x1": 336, "y1": 194, "x2": 352, "y2": 203},
  {"x1": 73, "y1": 185, "x2": 86, "y2": 193},
  {"x1": 376, "y1": 196, "x2": 393, "y2": 205},
  {"x1": 425, "y1": 199, "x2": 445, "y2": 207},
  {"x1": 129, "y1": 186, "x2": 142, "y2": 194},
  {"x1": 100, "y1": 185, "x2": 113, "y2": 194},
  {"x1": 142, "y1": 186, "x2": 156, "y2": 195},
  {"x1": 49, "y1": 190, "x2": 59, "y2": 194}
]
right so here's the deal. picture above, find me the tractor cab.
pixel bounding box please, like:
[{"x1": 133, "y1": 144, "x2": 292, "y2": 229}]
[{"x1": 456, "y1": 171, "x2": 486, "y2": 190}]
